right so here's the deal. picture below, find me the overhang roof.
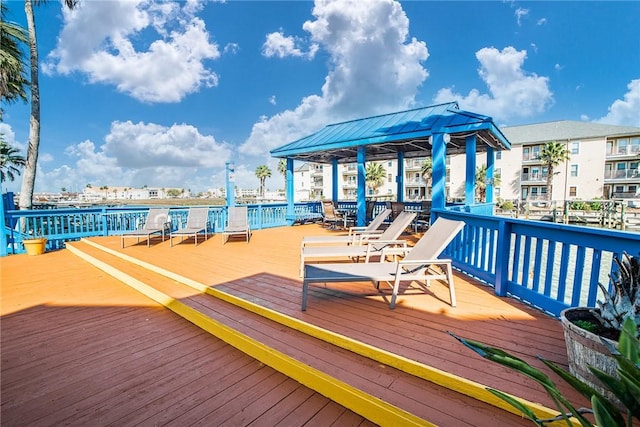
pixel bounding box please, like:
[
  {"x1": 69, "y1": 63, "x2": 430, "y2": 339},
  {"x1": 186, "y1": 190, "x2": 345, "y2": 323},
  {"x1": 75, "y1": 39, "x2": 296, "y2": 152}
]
[{"x1": 270, "y1": 102, "x2": 511, "y2": 164}]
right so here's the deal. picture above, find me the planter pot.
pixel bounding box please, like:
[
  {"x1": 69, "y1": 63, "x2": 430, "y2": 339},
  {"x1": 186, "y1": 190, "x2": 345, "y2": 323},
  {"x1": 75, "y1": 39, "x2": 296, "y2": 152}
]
[
  {"x1": 560, "y1": 307, "x2": 619, "y2": 402},
  {"x1": 23, "y1": 238, "x2": 47, "y2": 256}
]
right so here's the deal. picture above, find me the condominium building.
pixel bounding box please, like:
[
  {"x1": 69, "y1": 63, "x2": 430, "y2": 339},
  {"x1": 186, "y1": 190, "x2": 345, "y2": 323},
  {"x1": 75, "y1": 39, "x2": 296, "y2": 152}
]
[{"x1": 294, "y1": 120, "x2": 640, "y2": 203}]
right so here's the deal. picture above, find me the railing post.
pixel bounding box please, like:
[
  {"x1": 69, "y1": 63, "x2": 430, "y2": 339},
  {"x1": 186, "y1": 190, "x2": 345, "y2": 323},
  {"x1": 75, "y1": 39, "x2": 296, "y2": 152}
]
[
  {"x1": 102, "y1": 208, "x2": 109, "y2": 236},
  {"x1": 494, "y1": 218, "x2": 511, "y2": 297}
]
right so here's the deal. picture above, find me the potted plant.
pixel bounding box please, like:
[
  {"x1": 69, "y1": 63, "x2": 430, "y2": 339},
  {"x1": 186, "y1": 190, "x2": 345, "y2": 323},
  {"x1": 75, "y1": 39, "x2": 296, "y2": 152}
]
[
  {"x1": 22, "y1": 235, "x2": 47, "y2": 256},
  {"x1": 451, "y1": 317, "x2": 640, "y2": 426},
  {"x1": 560, "y1": 252, "x2": 639, "y2": 400}
]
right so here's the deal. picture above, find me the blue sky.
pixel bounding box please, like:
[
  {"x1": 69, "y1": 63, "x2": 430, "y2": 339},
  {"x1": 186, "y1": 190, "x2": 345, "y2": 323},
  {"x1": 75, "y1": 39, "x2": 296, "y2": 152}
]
[{"x1": 2, "y1": 0, "x2": 639, "y2": 195}]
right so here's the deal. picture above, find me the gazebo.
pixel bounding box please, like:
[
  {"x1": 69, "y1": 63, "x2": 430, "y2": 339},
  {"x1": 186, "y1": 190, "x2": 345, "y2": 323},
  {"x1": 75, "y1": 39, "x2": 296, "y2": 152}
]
[{"x1": 270, "y1": 102, "x2": 511, "y2": 226}]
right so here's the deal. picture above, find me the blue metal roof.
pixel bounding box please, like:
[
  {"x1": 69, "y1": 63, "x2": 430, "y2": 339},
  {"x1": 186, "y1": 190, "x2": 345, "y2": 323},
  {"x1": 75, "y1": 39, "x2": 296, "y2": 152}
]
[{"x1": 271, "y1": 102, "x2": 510, "y2": 163}]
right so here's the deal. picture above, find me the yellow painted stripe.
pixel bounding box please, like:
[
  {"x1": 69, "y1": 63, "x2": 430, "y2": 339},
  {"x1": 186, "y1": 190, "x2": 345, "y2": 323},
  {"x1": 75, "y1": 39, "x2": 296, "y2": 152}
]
[
  {"x1": 78, "y1": 239, "x2": 572, "y2": 424},
  {"x1": 67, "y1": 243, "x2": 432, "y2": 427}
]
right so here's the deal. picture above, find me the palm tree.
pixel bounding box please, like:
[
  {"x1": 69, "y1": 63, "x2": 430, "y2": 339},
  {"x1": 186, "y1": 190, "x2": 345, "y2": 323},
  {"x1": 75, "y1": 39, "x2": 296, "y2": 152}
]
[
  {"x1": 255, "y1": 165, "x2": 272, "y2": 198},
  {"x1": 420, "y1": 158, "x2": 433, "y2": 198},
  {"x1": 365, "y1": 163, "x2": 386, "y2": 195},
  {"x1": 538, "y1": 141, "x2": 570, "y2": 201},
  {"x1": 277, "y1": 159, "x2": 287, "y2": 189},
  {"x1": 0, "y1": 2, "x2": 29, "y2": 117},
  {"x1": 0, "y1": 137, "x2": 26, "y2": 182},
  {"x1": 475, "y1": 164, "x2": 501, "y2": 202},
  {"x1": 19, "y1": 0, "x2": 78, "y2": 211}
]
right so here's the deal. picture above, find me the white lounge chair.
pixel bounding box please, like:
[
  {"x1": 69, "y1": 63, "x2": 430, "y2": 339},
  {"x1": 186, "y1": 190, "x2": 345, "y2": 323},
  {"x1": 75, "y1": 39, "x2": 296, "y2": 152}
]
[
  {"x1": 222, "y1": 206, "x2": 251, "y2": 244},
  {"x1": 301, "y1": 217, "x2": 465, "y2": 310},
  {"x1": 170, "y1": 207, "x2": 210, "y2": 247},
  {"x1": 301, "y1": 208, "x2": 392, "y2": 247},
  {"x1": 299, "y1": 211, "x2": 416, "y2": 276},
  {"x1": 120, "y1": 208, "x2": 171, "y2": 248}
]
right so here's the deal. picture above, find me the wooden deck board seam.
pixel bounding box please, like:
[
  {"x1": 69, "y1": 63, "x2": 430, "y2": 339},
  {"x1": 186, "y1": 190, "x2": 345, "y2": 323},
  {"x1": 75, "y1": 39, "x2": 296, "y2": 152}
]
[
  {"x1": 66, "y1": 242, "x2": 431, "y2": 427},
  {"x1": 76, "y1": 238, "x2": 565, "y2": 422}
]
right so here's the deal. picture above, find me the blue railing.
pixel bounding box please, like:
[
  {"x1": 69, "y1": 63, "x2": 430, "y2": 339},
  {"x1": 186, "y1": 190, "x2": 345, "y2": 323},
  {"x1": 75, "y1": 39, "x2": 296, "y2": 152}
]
[
  {"x1": 434, "y1": 209, "x2": 640, "y2": 316},
  {"x1": 3, "y1": 201, "x2": 640, "y2": 317}
]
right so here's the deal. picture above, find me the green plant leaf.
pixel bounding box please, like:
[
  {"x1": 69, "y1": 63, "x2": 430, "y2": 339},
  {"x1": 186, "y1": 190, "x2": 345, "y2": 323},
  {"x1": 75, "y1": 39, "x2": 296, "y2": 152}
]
[
  {"x1": 588, "y1": 367, "x2": 635, "y2": 423},
  {"x1": 486, "y1": 388, "x2": 546, "y2": 426},
  {"x1": 592, "y1": 395, "x2": 624, "y2": 427},
  {"x1": 618, "y1": 317, "x2": 640, "y2": 364}
]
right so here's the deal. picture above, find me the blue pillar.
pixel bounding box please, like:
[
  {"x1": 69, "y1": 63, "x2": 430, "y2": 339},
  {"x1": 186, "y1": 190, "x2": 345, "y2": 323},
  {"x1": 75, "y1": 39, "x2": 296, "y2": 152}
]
[
  {"x1": 396, "y1": 152, "x2": 405, "y2": 202},
  {"x1": 432, "y1": 134, "x2": 447, "y2": 210},
  {"x1": 0, "y1": 190, "x2": 7, "y2": 256},
  {"x1": 286, "y1": 158, "x2": 295, "y2": 225},
  {"x1": 465, "y1": 134, "x2": 477, "y2": 206},
  {"x1": 332, "y1": 158, "x2": 339, "y2": 202},
  {"x1": 357, "y1": 147, "x2": 366, "y2": 226},
  {"x1": 225, "y1": 161, "x2": 235, "y2": 207},
  {"x1": 486, "y1": 147, "x2": 495, "y2": 204}
]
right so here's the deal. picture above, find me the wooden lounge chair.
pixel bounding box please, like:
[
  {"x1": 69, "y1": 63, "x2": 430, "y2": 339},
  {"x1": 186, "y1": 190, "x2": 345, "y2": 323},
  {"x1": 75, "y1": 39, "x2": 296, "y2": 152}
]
[
  {"x1": 301, "y1": 208, "x2": 392, "y2": 248},
  {"x1": 222, "y1": 206, "x2": 251, "y2": 244},
  {"x1": 120, "y1": 208, "x2": 171, "y2": 248},
  {"x1": 302, "y1": 217, "x2": 466, "y2": 310},
  {"x1": 299, "y1": 211, "x2": 416, "y2": 276},
  {"x1": 170, "y1": 207, "x2": 210, "y2": 247},
  {"x1": 321, "y1": 200, "x2": 346, "y2": 229}
]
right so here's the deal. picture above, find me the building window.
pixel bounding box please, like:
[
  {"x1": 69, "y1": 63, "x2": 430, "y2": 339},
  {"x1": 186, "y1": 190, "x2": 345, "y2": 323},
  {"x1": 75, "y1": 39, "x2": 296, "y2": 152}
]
[
  {"x1": 606, "y1": 141, "x2": 613, "y2": 155},
  {"x1": 569, "y1": 186, "x2": 577, "y2": 197},
  {"x1": 631, "y1": 138, "x2": 640, "y2": 154},
  {"x1": 570, "y1": 142, "x2": 580, "y2": 155},
  {"x1": 570, "y1": 164, "x2": 578, "y2": 177},
  {"x1": 387, "y1": 161, "x2": 392, "y2": 167},
  {"x1": 523, "y1": 147, "x2": 530, "y2": 160},
  {"x1": 618, "y1": 139, "x2": 629, "y2": 155},
  {"x1": 496, "y1": 151, "x2": 502, "y2": 160}
]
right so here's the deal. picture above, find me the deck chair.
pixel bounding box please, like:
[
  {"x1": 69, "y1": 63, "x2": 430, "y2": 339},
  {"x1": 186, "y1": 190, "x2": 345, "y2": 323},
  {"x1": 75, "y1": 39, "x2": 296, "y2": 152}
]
[
  {"x1": 120, "y1": 208, "x2": 171, "y2": 248},
  {"x1": 222, "y1": 206, "x2": 251, "y2": 244},
  {"x1": 302, "y1": 217, "x2": 466, "y2": 310},
  {"x1": 386, "y1": 201, "x2": 405, "y2": 222},
  {"x1": 170, "y1": 207, "x2": 210, "y2": 247},
  {"x1": 321, "y1": 200, "x2": 346, "y2": 229},
  {"x1": 300, "y1": 211, "x2": 416, "y2": 276},
  {"x1": 301, "y1": 208, "x2": 392, "y2": 247}
]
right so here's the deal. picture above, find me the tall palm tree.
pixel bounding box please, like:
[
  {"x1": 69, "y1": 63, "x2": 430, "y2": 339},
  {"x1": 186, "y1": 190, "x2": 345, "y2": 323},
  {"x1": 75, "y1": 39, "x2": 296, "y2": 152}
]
[
  {"x1": 255, "y1": 165, "x2": 272, "y2": 198},
  {"x1": 0, "y1": 136, "x2": 27, "y2": 182},
  {"x1": 0, "y1": 2, "x2": 29, "y2": 116},
  {"x1": 277, "y1": 158, "x2": 287, "y2": 189},
  {"x1": 538, "y1": 141, "x2": 570, "y2": 201},
  {"x1": 420, "y1": 158, "x2": 433, "y2": 198},
  {"x1": 19, "y1": 0, "x2": 78, "y2": 211},
  {"x1": 365, "y1": 162, "x2": 386, "y2": 195}
]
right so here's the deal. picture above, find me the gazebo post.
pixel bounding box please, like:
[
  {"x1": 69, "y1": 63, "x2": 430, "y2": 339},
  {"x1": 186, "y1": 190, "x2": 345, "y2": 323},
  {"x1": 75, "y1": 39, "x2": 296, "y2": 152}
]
[
  {"x1": 465, "y1": 134, "x2": 477, "y2": 207},
  {"x1": 332, "y1": 158, "x2": 339, "y2": 202},
  {"x1": 286, "y1": 158, "x2": 295, "y2": 225},
  {"x1": 396, "y1": 152, "x2": 404, "y2": 202},
  {"x1": 357, "y1": 146, "x2": 366, "y2": 226},
  {"x1": 486, "y1": 147, "x2": 495, "y2": 205},
  {"x1": 431, "y1": 133, "x2": 447, "y2": 210}
]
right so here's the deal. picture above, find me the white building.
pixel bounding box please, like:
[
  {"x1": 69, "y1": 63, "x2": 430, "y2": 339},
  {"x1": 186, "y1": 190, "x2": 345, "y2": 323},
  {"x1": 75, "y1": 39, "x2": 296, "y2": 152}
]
[
  {"x1": 81, "y1": 186, "x2": 191, "y2": 202},
  {"x1": 293, "y1": 121, "x2": 640, "y2": 204}
]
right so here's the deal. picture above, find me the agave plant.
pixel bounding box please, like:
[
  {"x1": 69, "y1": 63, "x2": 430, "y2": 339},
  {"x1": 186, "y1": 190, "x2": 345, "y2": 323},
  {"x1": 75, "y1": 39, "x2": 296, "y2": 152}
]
[
  {"x1": 451, "y1": 318, "x2": 640, "y2": 427},
  {"x1": 595, "y1": 252, "x2": 640, "y2": 332}
]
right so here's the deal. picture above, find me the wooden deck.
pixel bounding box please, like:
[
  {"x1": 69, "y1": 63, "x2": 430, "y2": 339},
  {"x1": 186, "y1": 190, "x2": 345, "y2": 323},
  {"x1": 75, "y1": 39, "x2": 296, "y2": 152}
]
[{"x1": 1, "y1": 223, "x2": 590, "y2": 426}]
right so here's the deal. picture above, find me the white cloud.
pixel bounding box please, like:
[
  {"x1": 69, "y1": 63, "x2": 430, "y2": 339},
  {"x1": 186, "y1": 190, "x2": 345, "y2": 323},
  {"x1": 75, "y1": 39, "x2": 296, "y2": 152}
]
[
  {"x1": 43, "y1": 1, "x2": 220, "y2": 103},
  {"x1": 262, "y1": 30, "x2": 317, "y2": 59},
  {"x1": 433, "y1": 46, "x2": 553, "y2": 121},
  {"x1": 537, "y1": 18, "x2": 547, "y2": 26},
  {"x1": 269, "y1": 95, "x2": 277, "y2": 105},
  {"x1": 515, "y1": 7, "x2": 529, "y2": 26},
  {"x1": 240, "y1": 0, "x2": 429, "y2": 157},
  {"x1": 554, "y1": 63, "x2": 563, "y2": 71},
  {"x1": 596, "y1": 79, "x2": 640, "y2": 127}
]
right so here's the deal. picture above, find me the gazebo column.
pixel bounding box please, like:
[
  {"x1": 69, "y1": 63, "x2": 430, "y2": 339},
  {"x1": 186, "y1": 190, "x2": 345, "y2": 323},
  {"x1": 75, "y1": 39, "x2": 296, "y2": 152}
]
[
  {"x1": 332, "y1": 158, "x2": 339, "y2": 202},
  {"x1": 431, "y1": 133, "x2": 447, "y2": 210},
  {"x1": 396, "y1": 152, "x2": 405, "y2": 202},
  {"x1": 465, "y1": 134, "x2": 477, "y2": 206},
  {"x1": 357, "y1": 146, "x2": 366, "y2": 226},
  {"x1": 486, "y1": 147, "x2": 495, "y2": 204},
  {"x1": 285, "y1": 158, "x2": 295, "y2": 225}
]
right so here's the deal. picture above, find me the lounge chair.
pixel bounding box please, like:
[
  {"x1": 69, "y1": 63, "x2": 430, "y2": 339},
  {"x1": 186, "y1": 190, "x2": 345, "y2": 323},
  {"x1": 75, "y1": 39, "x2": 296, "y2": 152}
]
[
  {"x1": 170, "y1": 207, "x2": 210, "y2": 247},
  {"x1": 302, "y1": 217, "x2": 466, "y2": 310},
  {"x1": 321, "y1": 200, "x2": 346, "y2": 229},
  {"x1": 120, "y1": 208, "x2": 171, "y2": 248},
  {"x1": 222, "y1": 206, "x2": 251, "y2": 244},
  {"x1": 301, "y1": 208, "x2": 392, "y2": 247},
  {"x1": 299, "y1": 211, "x2": 416, "y2": 276}
]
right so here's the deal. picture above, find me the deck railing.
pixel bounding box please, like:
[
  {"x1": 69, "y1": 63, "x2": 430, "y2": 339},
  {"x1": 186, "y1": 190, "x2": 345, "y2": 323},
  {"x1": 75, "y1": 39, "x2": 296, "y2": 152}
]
[{"x1": 3, "y1": 201, "x2": 640, "y2": 317}]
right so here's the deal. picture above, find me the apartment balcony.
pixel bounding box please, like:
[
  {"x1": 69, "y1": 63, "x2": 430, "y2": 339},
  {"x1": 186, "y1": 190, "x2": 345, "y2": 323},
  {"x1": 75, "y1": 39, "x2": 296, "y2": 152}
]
[
  {"x1": 606, "y1": 147, "x2": 640, "y2": 160},
  {"x1": 521, "y1": 173, "x2": 548, "y2": 183},
  {"x1": 342, "y1": 182, "x2": 357, "y2": 189},
  {"x1": 604, "y1": 169, "x2": 640, "y2": 182},
  {"x1": 405, "y1": 178, "x2": 426, "y2": 188},
  {"x1": 521, "y1": 155, "x2": 541, "y2": 164}
]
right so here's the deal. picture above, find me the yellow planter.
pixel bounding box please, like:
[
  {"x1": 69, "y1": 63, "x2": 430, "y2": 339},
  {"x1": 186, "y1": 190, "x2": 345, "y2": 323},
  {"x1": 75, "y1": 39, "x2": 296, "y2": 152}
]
[{"x1": 23, "y1": 238, "x2": 47, "y2": 256}]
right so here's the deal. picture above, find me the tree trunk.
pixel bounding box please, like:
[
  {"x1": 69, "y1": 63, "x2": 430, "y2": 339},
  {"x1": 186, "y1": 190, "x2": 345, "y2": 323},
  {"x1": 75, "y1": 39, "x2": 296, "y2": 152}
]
[
  {"x1": 546, "y1": 166, "x2": 554, "y2": 201},
  {"x1": 19, "y1": 0, "x2": 39, "y2": 211}
]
